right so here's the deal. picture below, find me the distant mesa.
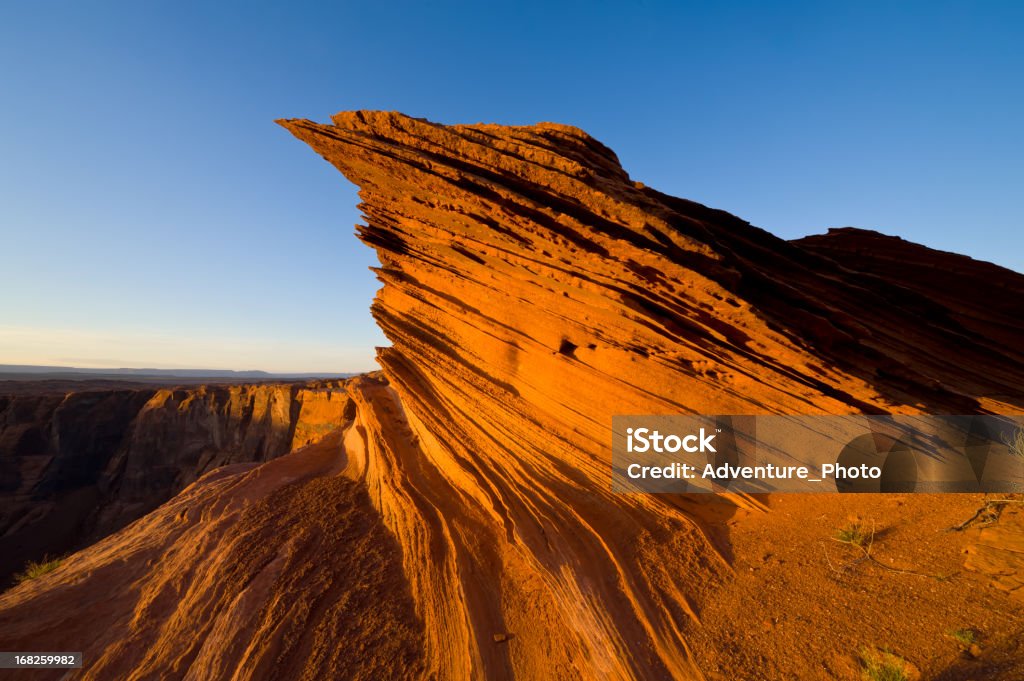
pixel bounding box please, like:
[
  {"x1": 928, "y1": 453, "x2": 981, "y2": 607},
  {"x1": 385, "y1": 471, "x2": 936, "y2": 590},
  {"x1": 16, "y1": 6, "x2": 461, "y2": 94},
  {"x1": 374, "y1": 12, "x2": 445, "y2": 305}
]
[{"x1": 0, "y1": 364, "x2": 355, "y2": 383}]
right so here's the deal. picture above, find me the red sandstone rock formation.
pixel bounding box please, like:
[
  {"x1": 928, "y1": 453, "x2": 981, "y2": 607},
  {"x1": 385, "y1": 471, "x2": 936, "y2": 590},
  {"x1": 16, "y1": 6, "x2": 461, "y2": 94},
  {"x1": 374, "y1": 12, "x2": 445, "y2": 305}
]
[{"x1": 1, "y1": 112, "x2": 1022, "y2": 679}]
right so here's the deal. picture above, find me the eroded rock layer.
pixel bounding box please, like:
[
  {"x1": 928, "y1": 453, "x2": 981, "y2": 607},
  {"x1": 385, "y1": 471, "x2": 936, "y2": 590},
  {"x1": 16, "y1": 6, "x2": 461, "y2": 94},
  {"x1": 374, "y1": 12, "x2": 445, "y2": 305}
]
[
  {"x1": 2, "y1": 112, "x2": 1023, "y2": 680},
  {"x1": 0, "y1": 431, "x2": 424, "y2": 681},
  {"x1": 273, "y1": 112, "x2": 1024, "y2": 679},
  {"x1": 0, "y1": 381, "x2": 351, "y2": 585}
]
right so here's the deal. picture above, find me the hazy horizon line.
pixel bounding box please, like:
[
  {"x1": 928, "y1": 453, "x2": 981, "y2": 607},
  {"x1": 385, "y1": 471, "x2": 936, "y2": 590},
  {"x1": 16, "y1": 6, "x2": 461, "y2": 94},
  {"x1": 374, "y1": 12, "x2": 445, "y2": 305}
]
[{"x1": 0, "y1": 363, "x2": 365, "y2": 377}]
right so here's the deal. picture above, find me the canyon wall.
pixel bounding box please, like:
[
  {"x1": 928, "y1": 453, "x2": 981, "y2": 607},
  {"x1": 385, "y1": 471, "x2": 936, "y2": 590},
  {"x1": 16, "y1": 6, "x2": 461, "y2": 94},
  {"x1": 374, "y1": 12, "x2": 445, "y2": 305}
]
[{"x1": 0, "y1": 381, "x2": 351, "y2": 585}]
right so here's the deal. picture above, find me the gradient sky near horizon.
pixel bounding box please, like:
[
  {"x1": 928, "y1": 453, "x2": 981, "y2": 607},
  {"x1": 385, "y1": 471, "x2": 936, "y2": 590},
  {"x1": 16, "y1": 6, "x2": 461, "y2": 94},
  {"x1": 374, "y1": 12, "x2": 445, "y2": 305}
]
[{"x1": 2, "y1": 1, "x2": 1022, "y2": 373}]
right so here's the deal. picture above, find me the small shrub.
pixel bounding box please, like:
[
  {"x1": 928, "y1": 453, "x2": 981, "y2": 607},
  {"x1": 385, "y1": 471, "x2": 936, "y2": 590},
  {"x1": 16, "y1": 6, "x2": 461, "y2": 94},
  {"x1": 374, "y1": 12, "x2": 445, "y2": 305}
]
[
  {"x1": 947, "y1": 628, "x2": 976, "y2": 646},
  {"x1": 836, "y1": 521, "x2": 872, "y2": 547},
  {"x1": 859, "y1": 648, "x2": 911, "y2": 681},
  {"x1": 13, "y1": 556, "x2": 65, "y2": 584}
]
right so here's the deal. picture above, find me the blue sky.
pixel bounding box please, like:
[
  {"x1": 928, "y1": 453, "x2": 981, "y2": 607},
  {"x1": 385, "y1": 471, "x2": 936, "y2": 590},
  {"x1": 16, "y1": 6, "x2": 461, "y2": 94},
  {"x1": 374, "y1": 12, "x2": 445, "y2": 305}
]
[{"x1": 1, "y1": 1, "x2": 1021, "y2": 372}]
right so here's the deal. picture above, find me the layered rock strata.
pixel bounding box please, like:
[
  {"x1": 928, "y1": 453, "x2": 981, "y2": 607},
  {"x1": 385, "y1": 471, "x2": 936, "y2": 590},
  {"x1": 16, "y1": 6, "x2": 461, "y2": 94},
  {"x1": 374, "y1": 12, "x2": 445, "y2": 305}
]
[
  {"x1": 275, "y1": 112, "x2": 1024, "y2": 679},
  {"x1": 1, "y1": 112, "x2": 1023, "y2": 680},
  {"x1": 0, "y1": 381, "x2": 351, "y2": 585}
]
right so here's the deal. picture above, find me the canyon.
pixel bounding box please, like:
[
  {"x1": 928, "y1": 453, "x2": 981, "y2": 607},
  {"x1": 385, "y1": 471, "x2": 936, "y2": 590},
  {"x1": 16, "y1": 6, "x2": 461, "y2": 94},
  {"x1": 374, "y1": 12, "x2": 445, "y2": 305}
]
[
  {"x1": 1, "y1": 111, "x2": 1022, "y2": 680},
  {"x1": 0, "y1": 380, "x2": 351, "y2": 586}
]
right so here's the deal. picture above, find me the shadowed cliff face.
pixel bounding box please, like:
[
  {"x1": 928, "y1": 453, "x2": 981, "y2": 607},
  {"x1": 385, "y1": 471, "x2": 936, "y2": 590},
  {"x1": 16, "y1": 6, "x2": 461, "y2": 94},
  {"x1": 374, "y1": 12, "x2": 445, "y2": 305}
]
[
  {"x1": 2, "y1": 112, "x2": 1024, "y2": 680},
  {"x1": 0, "y1": 434, "x2": 425, "y2": 681},
  {"x1": 796, "y1": 227, "x2": 1024, "y2": 364},
  {"x1": 0, "y1": 381, "x2": 352, "y2": 586}
]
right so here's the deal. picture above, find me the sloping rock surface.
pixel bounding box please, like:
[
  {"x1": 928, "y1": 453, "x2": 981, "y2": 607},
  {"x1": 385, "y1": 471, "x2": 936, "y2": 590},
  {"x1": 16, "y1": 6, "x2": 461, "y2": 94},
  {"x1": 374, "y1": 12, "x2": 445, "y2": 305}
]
[{"x1": 275, "y1": 112, "x2": 1024, "y2": 679}]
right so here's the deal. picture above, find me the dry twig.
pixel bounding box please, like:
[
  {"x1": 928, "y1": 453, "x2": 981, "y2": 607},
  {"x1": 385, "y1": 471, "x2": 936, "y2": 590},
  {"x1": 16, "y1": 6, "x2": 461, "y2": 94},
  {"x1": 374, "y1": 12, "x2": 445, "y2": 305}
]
[
  {"x1": 947, "y1": 498, "x2": 1024, "y2": 532},
  {"x1": 826, "y1": 520, "x2": 952, "y2": 581}
]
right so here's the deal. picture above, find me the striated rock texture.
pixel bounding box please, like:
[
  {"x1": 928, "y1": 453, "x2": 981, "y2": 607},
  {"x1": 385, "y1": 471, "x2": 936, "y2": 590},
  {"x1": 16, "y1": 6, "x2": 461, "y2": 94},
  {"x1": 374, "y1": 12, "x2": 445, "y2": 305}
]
[
  {"x1": 0, "y1": 432, "x2": 424, "y2": 680},
  {"x1": 0, "y1": 381, "x2": 351, "y2": 586},
  {"x1": 283, "y1": 112, "x2": 1024, "y2": 415},
  {"x1": 276, "y1": 112, "x2": 1024, "y2": 679},
  {"x1": 1, "y1": 112, "x2": 1023, "y2": 680},
  {"x1": 797, "y1": 227, "x2": 1024, "y2": 365},
  {"x1": 95, "y1": 382, "x2": 352, "y2": 531}
]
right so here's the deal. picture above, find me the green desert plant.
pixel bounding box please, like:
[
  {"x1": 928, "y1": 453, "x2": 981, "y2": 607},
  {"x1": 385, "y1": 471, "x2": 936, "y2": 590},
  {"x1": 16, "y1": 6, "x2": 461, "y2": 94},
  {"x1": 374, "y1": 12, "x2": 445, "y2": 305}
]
[
  {"x1": 947, "y1": 628, "x2": 977, "y2": 646},
  {"x1": 835, "y1": 520, "x2": 872, "y2": 548},
  {"x1": 826, "y1": 517, "x2": 950, "y2": 580},
  {"x1": 13, "y1": 555, "x2": 65, "y2": 584},
  {"x1": 859, "y1": 648, "x2": 911, "y2": 681}
]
